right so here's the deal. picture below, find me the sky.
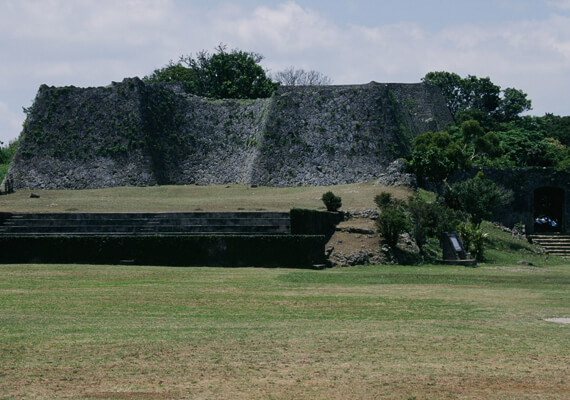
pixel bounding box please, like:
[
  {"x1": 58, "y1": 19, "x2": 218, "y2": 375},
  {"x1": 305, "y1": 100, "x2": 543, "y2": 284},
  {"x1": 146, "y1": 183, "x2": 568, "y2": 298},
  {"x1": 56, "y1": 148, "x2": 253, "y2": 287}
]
[{"x1": 1, "y1": 0, "x2": 569, "y2": 145}]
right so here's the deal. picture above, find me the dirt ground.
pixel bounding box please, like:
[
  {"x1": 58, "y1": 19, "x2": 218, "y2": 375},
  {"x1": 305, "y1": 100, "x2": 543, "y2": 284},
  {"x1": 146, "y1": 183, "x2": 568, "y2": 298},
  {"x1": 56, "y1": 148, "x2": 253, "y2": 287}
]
[
  {"x1": 326, "y1": 209, "x2": 382, "y2": 267},
  {"x1": 326, "y1": 208, "x2": 423, "y2": 267}
]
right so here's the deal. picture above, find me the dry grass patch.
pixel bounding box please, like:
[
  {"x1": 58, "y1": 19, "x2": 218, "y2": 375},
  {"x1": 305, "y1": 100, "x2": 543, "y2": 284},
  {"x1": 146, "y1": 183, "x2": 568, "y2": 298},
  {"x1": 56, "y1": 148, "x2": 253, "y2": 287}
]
[{"x1": 0, "y1": 182, "x2": 410, "y2": 213}]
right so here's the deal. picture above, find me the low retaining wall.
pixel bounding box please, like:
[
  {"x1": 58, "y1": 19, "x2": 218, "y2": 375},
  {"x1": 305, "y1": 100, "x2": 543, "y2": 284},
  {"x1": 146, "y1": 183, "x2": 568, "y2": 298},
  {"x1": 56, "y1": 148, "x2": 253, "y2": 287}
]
[
  {"x1": 0, "y1": 234, "x2": 326, "y2": 268},
  {"x1": 0, "y1": 209, "x2": 346, "y2": 268}
]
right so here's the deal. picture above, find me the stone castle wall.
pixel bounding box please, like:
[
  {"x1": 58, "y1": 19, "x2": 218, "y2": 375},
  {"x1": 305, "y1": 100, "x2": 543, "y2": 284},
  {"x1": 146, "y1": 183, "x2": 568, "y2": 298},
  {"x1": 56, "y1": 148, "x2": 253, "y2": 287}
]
[{"x1": 8, "y1": 78, "x2": 453, "y2": 189}]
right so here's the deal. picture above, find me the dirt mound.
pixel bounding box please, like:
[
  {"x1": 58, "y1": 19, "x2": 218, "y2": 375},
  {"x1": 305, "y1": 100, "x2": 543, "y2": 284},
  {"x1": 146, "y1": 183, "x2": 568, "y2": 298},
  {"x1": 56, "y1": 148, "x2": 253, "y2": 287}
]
[{"x1": 326, "y1": 209, "x2": 420, "y2": 267}]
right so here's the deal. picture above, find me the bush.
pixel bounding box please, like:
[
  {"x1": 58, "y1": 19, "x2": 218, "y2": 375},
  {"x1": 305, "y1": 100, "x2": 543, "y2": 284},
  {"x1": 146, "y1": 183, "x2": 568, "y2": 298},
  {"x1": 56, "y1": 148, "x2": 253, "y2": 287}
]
[
  {"x1": 374, "y1": 192, "x2": 392, "y2": 209},
  {"x1": 407, "y1": 196, "x2": 462, "y2": 254},
  {"x1": 321, "y1": 191, "x2": 342, "y2": 212},
  {"x1": 459, "y1": 223, "x2": 488, "y2": 261},
  {"x1": 376, "y1": 206, "x2": 410, "y2": 248}
]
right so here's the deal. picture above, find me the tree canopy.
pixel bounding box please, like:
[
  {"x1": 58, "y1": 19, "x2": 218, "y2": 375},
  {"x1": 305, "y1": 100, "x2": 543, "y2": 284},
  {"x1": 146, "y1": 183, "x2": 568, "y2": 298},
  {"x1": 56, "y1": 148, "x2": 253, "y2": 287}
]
[
  {"x1": 144, "y1": 45, "x2": 278, "y2": 99},
  {"x1": 409, "y1": 130, "x2": 471, "y2": 185},
  {"x1": 442, "y1": 173, "x2": 512, "y2": 228},
  {"x1": 410, "y1": 71, "x2": 570, "y2": 186},
  {"x1": 422, "y1": 71, "x2": 532, "y2": 123}
]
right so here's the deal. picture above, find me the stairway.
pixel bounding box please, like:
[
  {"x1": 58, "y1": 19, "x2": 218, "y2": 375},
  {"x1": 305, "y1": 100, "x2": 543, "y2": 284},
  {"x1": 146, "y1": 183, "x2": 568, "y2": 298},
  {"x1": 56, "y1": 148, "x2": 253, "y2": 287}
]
[
  {"x1": 0, "y1": 211, "x2": 338, "y2": 268},
  {"x1": 528, "y1": 234, "x2": 570, "y2": 260},
  {"x1": 0, "y1": 212, "x2": 291, "y2": 236}
]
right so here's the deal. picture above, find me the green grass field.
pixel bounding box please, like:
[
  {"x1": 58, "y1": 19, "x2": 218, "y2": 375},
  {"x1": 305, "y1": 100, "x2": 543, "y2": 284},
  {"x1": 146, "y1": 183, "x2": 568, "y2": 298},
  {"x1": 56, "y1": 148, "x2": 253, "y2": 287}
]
[
  {"x1": 1, "y1": 262, "x2": 568, "y2": 399},
  {"x1": 0, "y1": 184, "x2": 568, "y2": 399}
]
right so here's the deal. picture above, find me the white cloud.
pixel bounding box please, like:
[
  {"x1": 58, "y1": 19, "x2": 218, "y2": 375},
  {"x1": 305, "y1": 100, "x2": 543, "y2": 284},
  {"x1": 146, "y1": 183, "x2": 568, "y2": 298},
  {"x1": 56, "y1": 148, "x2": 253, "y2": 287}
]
[
  {"x1": 223, "y1": 2, "x2": 570, "y2": 115},
  {"x1": 547, "y1": 0, "x2": 570, "y2": 10},
  {"x1": 0, "y1": 0, "x2": 569, "y2": 144},
  {"x1": 211, "y1": 2, "x2": 341, "y2": 53}
]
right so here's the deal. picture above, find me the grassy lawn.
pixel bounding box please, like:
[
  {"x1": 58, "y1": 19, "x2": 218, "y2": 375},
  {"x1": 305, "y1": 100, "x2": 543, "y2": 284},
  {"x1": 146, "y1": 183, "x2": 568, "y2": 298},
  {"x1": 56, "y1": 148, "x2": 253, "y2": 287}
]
[
  {"x1": 0, "y1": 184, "x2": 568, "y2": 398},
  {"x1": 1, "y1": 262, "x2": 568, "y2": 399},
  {"x1": 0, "y1": 183, "x2": 410, "y2": 213}
]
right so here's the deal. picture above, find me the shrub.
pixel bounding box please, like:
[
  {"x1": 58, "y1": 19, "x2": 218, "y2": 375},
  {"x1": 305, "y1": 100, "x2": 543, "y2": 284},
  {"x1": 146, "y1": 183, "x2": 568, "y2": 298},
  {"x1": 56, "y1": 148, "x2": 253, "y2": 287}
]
[
  {"x1": 407, "y1": 196, "x2": 461, "y2": 254},
  {"x1": 321, "y1": 191, "x2": 342, "y2": 212},
  {"x1": 374, "y1": 191, "x2": 406, "y2": 210},
  {"x1": 459, "y1": 222, "x2": 488, "y2": 261},
  {"x1": 376, "y1": 206, "x2": 410, "y2": 248},
  {"x1": 374, "y1": 192, "x2": 393, "y2": 209}
]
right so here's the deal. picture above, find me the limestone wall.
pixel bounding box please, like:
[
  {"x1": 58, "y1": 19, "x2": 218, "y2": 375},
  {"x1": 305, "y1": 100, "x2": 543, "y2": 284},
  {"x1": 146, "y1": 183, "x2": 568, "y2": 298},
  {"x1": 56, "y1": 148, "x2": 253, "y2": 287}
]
[{"x1": 8, "y1": 78, "x2": 453, "y2": 189}]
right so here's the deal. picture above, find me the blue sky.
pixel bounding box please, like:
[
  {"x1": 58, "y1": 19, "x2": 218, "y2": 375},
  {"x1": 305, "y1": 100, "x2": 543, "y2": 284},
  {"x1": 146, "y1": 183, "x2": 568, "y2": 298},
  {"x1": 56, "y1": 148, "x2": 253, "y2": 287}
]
[{"x1": 1, "y1": 0, "x2": 569, "y2": 144}]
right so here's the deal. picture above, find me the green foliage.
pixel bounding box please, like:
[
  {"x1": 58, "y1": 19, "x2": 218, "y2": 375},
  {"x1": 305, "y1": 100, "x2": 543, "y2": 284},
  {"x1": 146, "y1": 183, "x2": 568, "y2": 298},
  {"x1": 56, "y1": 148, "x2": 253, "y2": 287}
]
[
  {"x1": 542, "y1": 113, "x2": 570, "y2": 147},
  {"x1": 374, "y1": 192, "x2": 410, "y2": 248},
  {"x1": 374, "y1": 192, "x2": 393, "y2": 209},
  {"x1": 0, "y1": 139, "x2": 19, "y2": 182},
  {"x1": 422, "y1": 71, "x2": 464, "y2": 116},
  {"x1": 373, "y1": 186, "x2": 490, "y2": 261},
  {"x1": 376, "y1": 206, "x2": 410, "y2": 248},
  {"x1": 143, "y1": 62, "x2": 197, "y2": 86},
  {"x1": 443, "y1": 173, "x2": 512, "y2": 228},
  {"x1": 501, "y1": 87, "x2": 533, "y2": 121},
  {"x1": 460, "y1": 119, "x2": 485, "y2": 142},
  {"x1": 458, "y1": 222, "x2": 488, "y2": 261},
  {"x1": 407, "y1": 195, "x2": 462, "y2": 254},
  {"x1": 144, "y1": 44, "x2": 278, "y2": 99},
  {"x1": 457, "y1": 119, "x2": 503, "y2": 160},
  {"x1": 422, "y1": 71, "x2": 532, "y2": 123},
  {"x1": 409, "y1": 130, "x2": 470, "y2": 184},
  {"x1": 462, "y1": 74, "x2": 501, "y2": 115},
  {"x1": 411, "y1": 72, "x2": 568, "y2": 178},
  {"x1": 475, "y1": 131, "x2": 502, "y2": 158},
  {"x1": 492, "y1": 127, "x2": 556, "y2": 168},
  {"x1": 321, "y1": 191, "x2": 342, "y2": 212}
]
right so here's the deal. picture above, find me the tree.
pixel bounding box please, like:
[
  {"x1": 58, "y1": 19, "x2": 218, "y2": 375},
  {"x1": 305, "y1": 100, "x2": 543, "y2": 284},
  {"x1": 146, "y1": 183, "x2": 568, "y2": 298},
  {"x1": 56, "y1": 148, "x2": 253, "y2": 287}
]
[
  {"x1": 374, "y1": 192, "x2": 410, "y2": 249},
  {"x1": 422, "y1": 71, "x2": 532, "y2": 123},
  {"x1": 442, "y1": 173, "x2": 512, "y2": 227},
  {"x1": 144, "y1": 45, "x2": 278, "y2": 99},
  {"x1": 422, "y1": 71, "x2": 464, "y2": 116},
  {"x1": 462, "y1": 75, "x2": 501, "y2": 115},
  {"x1": 376, "y1": 207, "x2": 409, "y2": 248},
  {"x1": 409, "y1": 130, "x2": 470, "y2": 185},
  {"x1": 272, "y1": 66, "x2": 332, "y2": 86},
  {"x1": 460, "y1": 119, "x2": 485, "y2": 142},
  {"x1": 0, "y1": 138, "x2": 19, "y2": 182},
  {"x1": 144, "y1": 61, "x2": 197, "y2": 86},
  {"x1": 542, "y1": 113, "x2": 570, "y2": 147},
  {"x1": 460, "y1": 119, "x2": 502, "y2": 159},
  {"x1": 499, "y1": 88, "x2": 532, "y2": 121}
]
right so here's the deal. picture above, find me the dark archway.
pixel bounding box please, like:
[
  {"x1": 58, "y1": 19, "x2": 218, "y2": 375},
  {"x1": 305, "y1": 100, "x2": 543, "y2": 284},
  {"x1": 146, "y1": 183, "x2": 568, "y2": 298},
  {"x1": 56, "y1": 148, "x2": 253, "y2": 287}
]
[{"x1": 534, "y1": 187, "x2": 565, "y2": 233}]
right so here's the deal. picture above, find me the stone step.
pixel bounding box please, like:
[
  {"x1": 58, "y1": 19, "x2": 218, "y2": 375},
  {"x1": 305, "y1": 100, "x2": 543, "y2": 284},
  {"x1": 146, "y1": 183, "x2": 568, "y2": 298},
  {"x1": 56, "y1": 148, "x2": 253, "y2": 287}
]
[
  {"x1": 0, "y1": 212, "x2": 291, "y2": 236},
  {"x1": 0, "y1": 211, "x2": 289, "y2": 220},
  {"x1": 528, "y1": 234, "x2": 570, "y2": 259},
  {"x1": 0, "y1": 217, "x2": 290, "y2": 228},
  {"x1": 0, "y1": 224, "x2": 290, "y2": 235}
]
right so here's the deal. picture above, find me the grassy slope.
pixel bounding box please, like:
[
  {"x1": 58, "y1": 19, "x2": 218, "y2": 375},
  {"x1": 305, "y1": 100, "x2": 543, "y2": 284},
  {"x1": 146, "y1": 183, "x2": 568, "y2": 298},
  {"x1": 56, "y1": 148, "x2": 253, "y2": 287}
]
[{"x1": 0, "y1": 182, "x2": 411, "y2": 213}]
